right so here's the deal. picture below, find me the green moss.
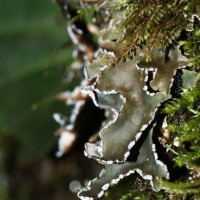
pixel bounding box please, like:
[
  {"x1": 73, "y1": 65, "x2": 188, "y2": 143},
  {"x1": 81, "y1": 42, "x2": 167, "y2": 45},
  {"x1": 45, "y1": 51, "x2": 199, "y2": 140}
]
[
  {"x1": 161, "y1": 74, "x2": 200, "y2": 198},
  {"x1": 164, "y1": 83, "x2": 200, "y2": 167},
  {"x1": 109, "y1": 0, "x2": 200, "y2": 55},
  {"x1": 180, "y1": 19, "x2": 200, "y2": 69}
]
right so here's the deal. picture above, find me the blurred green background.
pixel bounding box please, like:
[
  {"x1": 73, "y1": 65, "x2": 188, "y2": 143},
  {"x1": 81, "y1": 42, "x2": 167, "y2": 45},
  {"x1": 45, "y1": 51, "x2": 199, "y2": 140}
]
[
  {"x1": 0, "y1": 0, "x2": 71, "y2": 162},
  {"x1": 0, "y1": 0, "x2": 82, "y2": 199},
  {"x1": 0, "y1": 0, "x2": 71, "y2": 160}
]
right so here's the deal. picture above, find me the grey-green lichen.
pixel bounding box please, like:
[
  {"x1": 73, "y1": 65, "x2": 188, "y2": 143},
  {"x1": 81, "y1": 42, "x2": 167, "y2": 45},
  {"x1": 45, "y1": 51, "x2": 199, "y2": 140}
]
[{"x1": 55, "y1": 0, "x2": 200, "y2": 199}]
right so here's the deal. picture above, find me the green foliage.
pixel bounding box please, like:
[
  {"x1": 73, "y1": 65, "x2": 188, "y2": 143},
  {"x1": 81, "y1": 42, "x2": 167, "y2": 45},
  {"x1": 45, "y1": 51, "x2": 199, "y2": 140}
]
[
  {"x1": 180, "y1": 24, "x2": 200, "y2": 68},
  {"x1": 162, "y1": 73, "x2": 200, "y2": 198},
  {"x1": 164, "y1": 79, "x2": 200, "y2": 167},
  {"x1": 109, "y1": 0, "x2": 200, "y2": 56}
]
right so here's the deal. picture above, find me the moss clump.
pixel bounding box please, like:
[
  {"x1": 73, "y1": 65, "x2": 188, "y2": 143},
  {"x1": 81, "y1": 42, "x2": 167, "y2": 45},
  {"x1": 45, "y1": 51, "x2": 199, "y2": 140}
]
[
  {"x1": 164, "y1": 82, "x2": 200, "y2": 168},
  {"x1": 162, "y1": 75, "x2": 200, "y2": 198}
]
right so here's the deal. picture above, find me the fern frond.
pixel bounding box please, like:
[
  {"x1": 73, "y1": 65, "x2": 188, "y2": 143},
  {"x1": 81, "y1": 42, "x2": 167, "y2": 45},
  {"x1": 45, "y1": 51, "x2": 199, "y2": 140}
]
[{"x1": 106, "y1": 0, "x2": 199, "y2": 57}]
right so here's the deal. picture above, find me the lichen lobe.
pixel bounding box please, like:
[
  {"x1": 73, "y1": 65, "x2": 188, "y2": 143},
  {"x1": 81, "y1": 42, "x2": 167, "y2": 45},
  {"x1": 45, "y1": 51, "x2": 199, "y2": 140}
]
[
  {"x1": 79, "y1": 39, "x2": 188, "y2": 198},
  {"x1": 78, "y1": 130, "x2": 169, "y2": 199}
]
